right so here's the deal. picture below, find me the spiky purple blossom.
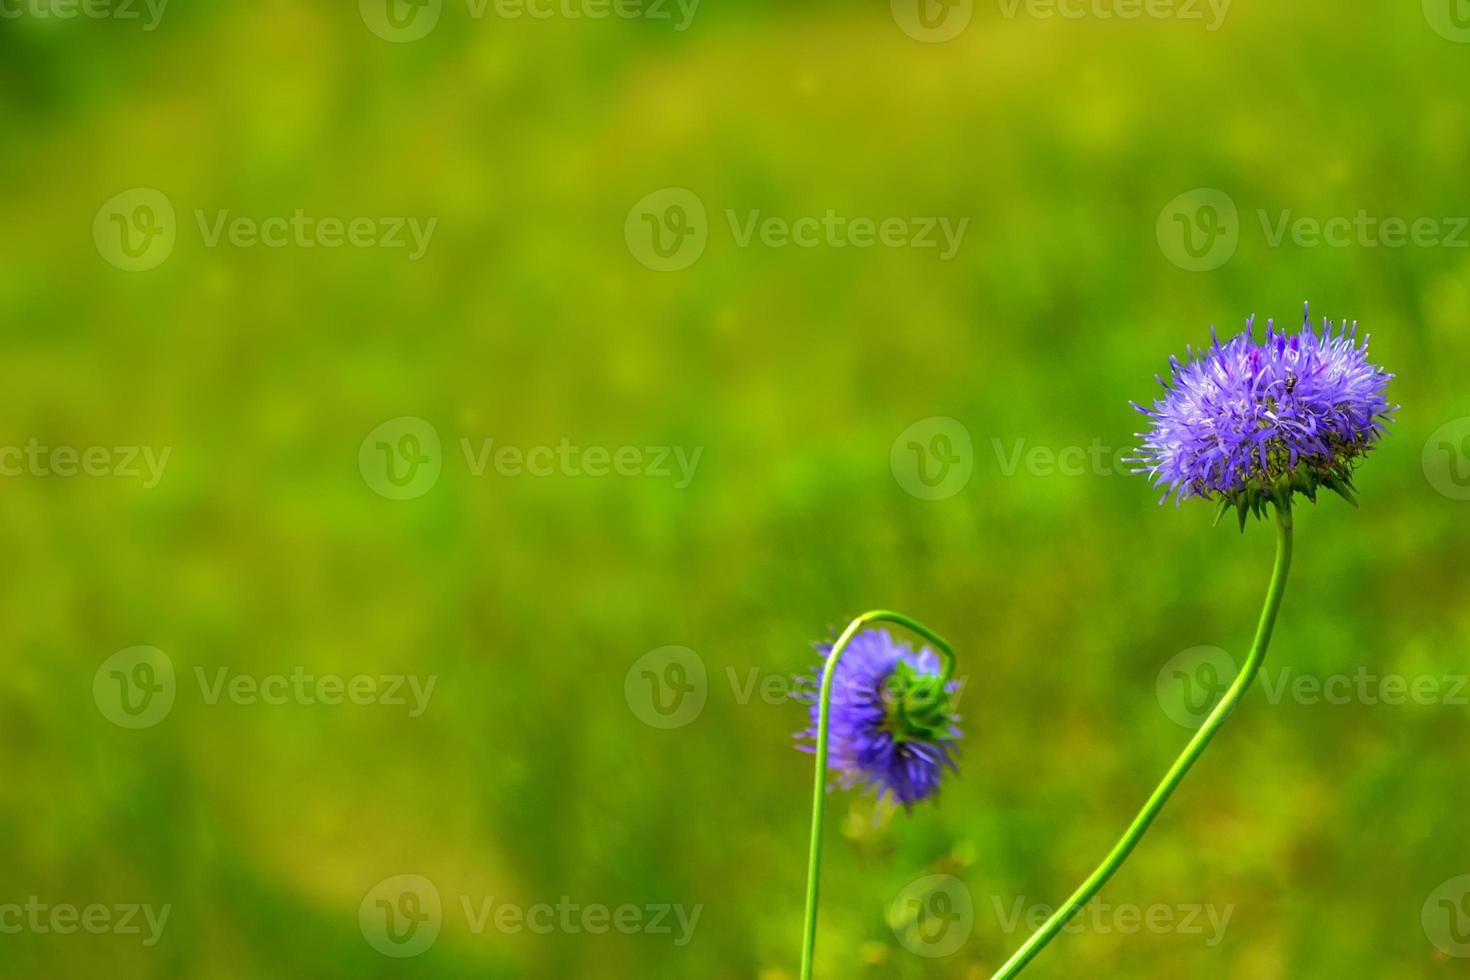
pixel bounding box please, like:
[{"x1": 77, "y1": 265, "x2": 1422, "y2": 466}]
[
  {"x1": 1128, "y1": 305, "x2": 1395, "y2": 512},
  {"x1": 794, "y1": 628, "x2": 961, "y2": 809}
]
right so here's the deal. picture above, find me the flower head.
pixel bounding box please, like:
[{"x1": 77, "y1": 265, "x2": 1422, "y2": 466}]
[
  {"x1": 1128, "y1": 305, "x2": 1395, "y2": 522},
  {"x1": 794, "y1": 628, "x2": 961, "y2": 809}
]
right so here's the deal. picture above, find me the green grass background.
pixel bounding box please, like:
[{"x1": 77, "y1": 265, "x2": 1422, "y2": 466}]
[{"x1": 2, "y1": 0, "x2": 1469, "y2": 977}]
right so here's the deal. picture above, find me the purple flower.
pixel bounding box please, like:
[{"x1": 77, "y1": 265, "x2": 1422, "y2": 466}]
[
  {"x1": 794, "y1": 628, "x2": 961, "y2": 809},
  {"x1": 1128, "y1": 305, "x2": 1395, "y2": 518}
]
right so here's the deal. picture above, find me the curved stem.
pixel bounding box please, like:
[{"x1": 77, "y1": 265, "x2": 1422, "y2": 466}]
[
  {"x1": 990, "y1": 504, "x2": 1294, "y2": 979},
  {"x1": 799, "y1": 610, "x2": 956, "y2": 980}
]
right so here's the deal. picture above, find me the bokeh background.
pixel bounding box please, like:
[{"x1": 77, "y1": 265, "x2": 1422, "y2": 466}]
[{"x1": 2, "y1": 0, "x2": 1469, "y2": 977}]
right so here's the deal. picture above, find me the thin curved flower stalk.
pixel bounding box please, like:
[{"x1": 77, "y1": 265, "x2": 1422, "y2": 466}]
[
  {"x1": 996, "y1": 306, "x2": 1394, "y2": 977},
  {"x1": 795, "y1": 611, "x2": 961, "y2": 980},
  {"x1": 990, "y1": 504, "x2": 1292, "y2": 978},
  {"x1": 792, "y1": 306, "x2": 1394, "y2": 979}
]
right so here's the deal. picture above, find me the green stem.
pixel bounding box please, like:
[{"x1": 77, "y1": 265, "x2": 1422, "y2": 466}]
[
  {"x1": 990, "y1": 504, "x2": 1294, "y2": 979},
  {"x1": 799, "y1": 610, "x2": 956, "y2": 980}
]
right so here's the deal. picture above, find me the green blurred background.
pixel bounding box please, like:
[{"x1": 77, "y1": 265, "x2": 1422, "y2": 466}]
[{"x1": 2, "y1": 0, "x2": 1469, "y2": 977}]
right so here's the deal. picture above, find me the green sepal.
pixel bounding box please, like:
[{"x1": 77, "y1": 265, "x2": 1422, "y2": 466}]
[
  {"x1": 883, "y1": 660, "x2": 957, "y2": 744},
  {"x1": 1217, "y1": 445, "x2": 1370, "y2": 522}
]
